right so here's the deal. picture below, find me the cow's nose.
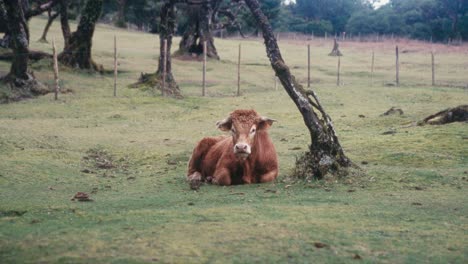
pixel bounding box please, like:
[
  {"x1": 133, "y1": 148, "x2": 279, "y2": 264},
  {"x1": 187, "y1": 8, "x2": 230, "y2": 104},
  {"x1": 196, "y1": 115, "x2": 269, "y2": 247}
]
[{"x1": 235, "y1": 144, "x2": 248, "y2": 151}]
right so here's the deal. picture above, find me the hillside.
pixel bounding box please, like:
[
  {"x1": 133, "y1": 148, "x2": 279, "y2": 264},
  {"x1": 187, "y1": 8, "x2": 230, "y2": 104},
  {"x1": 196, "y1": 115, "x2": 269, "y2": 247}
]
[{"x1": 0, "y1": 17, "x2": 467, "y2": 263}]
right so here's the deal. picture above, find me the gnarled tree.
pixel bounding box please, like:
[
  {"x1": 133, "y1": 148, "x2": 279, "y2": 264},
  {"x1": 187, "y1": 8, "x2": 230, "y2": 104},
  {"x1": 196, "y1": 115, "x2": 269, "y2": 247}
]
[
  {"x1": 132, "y1": 0, "x2": 181, "y2": 97},
  {"x1": 176, "y1": 0, "x2": 246, "y2": 60},
  {"x1": 245, "y1": 0, "x2": 353, "y2": 179},
  {"x1": 58, "y1": 0, "x2": 103, "y2": 72},
  {"x1": 177, "y1": 0, "x2": 219, "y2": 59},
  {"x1": 1, "y1": 0, "x2": 48, "y2": 102}
]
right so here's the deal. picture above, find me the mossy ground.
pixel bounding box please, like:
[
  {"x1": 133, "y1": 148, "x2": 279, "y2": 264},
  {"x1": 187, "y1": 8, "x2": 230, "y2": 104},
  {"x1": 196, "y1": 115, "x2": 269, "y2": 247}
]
[{"x1": 0, "y1": 17, "x2": 467, "y2": 263}]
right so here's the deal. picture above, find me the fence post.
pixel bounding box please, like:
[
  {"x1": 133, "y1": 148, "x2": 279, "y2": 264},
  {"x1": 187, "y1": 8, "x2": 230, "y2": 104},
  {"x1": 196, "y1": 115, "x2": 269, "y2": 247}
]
[
  {"x1": 113, "y1": 35, "x2": 117, "y2": 97},
  {"x1": 337, "y1": 56, "x2": 341, "y2": 86},
  {"x1": 202, "y1": 40, "x2": 207, "y2": 96},
  {"x1": 431, "y1": 51, "x2": 435, "y2": 86},
  {"x1": 395, "y1": 45, "x2": 399, "y2": 86},
  {"x1": 52, "y1": 38, "x2": 59, "y2": 100},
  {"x1": 162, "y1": 39, "x2": 167, "y2": 96},
  {"x1": 237, "y1": 43, "x2": 241, "y2": 96},
  {"x1": 307, "y1": 44, "x2": 310, "y2": 87},
  {"x1": 371, "y1": 50, "x2": 375, "y2": 86}
]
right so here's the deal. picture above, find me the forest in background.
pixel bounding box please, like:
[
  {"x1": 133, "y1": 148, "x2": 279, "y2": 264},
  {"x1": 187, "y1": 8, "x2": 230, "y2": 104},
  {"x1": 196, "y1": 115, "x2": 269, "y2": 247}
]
[{"x1": 94, "y1": 0, "x2": 467, "y2": 42}]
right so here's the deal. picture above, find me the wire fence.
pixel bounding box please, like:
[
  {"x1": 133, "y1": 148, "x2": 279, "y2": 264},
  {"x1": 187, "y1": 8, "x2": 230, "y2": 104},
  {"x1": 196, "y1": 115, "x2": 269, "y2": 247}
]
[{"x1": 5, "y1": 35, "x2": 468, "y2": 99}]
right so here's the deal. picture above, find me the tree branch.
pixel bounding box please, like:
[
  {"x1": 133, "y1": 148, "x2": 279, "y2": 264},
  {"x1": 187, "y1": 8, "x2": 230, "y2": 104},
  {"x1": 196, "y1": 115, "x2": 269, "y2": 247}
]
[{"x1": 26, "y1": 0, "x2": 59, "y2": 19}]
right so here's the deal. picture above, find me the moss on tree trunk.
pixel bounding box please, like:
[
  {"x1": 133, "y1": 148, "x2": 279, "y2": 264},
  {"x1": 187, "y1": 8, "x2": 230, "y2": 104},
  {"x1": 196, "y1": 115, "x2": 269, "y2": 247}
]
[
  {"x1": 131, "y1": 1, "x2": 181, "y2": 97},
  {"x1": 244, "y1": 0, "x2": 352, "y2": 180},
  {"x1": 175, "y1": 2, "x2": 219, "y2": 60},
  {"x1": 1, "y1": 0, "x2": 48, "y2": 103},
  {"x1": 58, "y1": 0, "x2": 103, "y2": 72}
]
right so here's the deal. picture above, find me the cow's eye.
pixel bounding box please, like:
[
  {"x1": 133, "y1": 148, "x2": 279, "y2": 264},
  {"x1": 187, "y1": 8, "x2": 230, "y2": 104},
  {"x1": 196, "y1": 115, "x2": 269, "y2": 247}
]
[
  {"x1": 250, "y1": 128, "x2": 256, "y2": 134},
  {"x1": 231, "y1": 128, "x2": 236, "y2": 133}
]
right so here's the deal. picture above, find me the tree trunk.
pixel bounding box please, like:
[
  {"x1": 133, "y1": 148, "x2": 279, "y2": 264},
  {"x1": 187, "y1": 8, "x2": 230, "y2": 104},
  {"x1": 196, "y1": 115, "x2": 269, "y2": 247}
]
[
  {"x1": 59, "y1": 0, "x2": 71, "y2": 49},
  {"x1": 131, "y1": 0, "x2": 181, "y2": 97},
  {"x1": 328, "y1": 38, "x2": 342, "y2": 56},
  {"x1": 1, "y1": 0, "x2": 48, "y2": 102},
  {"x1": 38, "y1": 10, "x2": 59, "y2": 43},
  {"x1": 244, "y1": 0, "x2": 352, "y2": 179},
  {"x1": 176, "y1": 2, "x2": 219, "y2": 60},
  {"x1": 115, "y1": 0, "x2": 126, "y2": 27},
  {"x1": 58, "y1": 0, "x2": 103, "y2": 71}
]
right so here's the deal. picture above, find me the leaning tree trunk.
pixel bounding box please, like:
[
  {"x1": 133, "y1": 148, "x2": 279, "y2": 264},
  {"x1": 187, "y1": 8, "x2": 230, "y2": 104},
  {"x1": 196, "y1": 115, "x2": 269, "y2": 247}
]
[
  {"x1": 1, "y1": 0, "x2": 48, "y2": 102},
  {"x1": 176, "y1": 1, "x2": 219, "y2": 60},
  {"x1": 38, "y1": 10, "x2": 59, "y2": 43},
  {"x1": 131, "y1": 0, "x2": 181, "y2": 97},
  {"x1": 58, "y1": 0, "x2": 103, "y2": 72},
  {"x1": 244, "y1": 0, "x2": 352, "y2": 179}
]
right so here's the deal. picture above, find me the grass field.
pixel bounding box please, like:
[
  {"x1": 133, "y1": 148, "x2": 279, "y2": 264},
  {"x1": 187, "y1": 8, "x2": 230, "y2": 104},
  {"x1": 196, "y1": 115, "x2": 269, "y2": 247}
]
[{"x1": 0, "y1": 17, "x2": 467, "y2": 263}]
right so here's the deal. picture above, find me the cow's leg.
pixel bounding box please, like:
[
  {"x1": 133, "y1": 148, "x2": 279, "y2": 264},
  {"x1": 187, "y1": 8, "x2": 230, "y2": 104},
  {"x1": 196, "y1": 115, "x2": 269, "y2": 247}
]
[
  {"x1": 187, "y1": 137, "x2": 221, "y2": 180},
  {"x1": 242, "y1": 162, "x2": 254, "y2": 184},
  {"x1": 258, "y1": 169, "x2": 278, "y2": 183},
  {"x1": 212, "y1": 168, "x2": 232, "y2": 186}
]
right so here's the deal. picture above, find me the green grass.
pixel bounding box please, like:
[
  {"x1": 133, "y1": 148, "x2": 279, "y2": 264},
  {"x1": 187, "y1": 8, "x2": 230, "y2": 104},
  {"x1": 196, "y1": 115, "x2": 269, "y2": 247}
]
[{"x1": 0, "y1": 17, "x2": 467, "y2": 263}]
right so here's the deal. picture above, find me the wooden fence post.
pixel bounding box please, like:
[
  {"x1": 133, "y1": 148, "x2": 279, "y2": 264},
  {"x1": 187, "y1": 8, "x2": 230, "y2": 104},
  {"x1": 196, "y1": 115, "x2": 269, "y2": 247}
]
[
  {"x1": 162, "y1": 39, "x2": 167, "y2": 96},
  {"x1": 395, "y1": 45, "x2": 399, "y2": 86},
  {"x1": 307, "y1": 44, "x2": 311, "y2": 87},
  {"x1": 52, "y1": 38, "x2": 59, "y2": 100},
  {"x1": 371, "y1": 50, "x2": 375, "y2": 86},
  {"x1": 237, "y1": 43, "x2": 241, "y2": 96},
  {"x1": 431, "y1": 51, "x2": 435, "y2": 86},
  {"x1": 337, "y1": 56, "x2": 341, "y2": 86},
  {"x1": 113, "y1": 35, "x2": 117, "y2": 97},
  {"x1": 202, "y1": 40, "x2": 207, "y2": 96}
]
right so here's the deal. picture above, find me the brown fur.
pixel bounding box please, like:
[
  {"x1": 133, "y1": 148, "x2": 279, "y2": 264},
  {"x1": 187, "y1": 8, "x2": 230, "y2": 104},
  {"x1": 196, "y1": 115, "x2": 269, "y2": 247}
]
[{"x1": 187, "y1": 110, "x2": 278, "y2": 186}]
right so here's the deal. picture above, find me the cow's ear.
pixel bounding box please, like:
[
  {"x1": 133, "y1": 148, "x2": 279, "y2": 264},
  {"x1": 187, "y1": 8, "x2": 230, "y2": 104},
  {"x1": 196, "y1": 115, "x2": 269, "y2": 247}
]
[
  {"x1": 216, "y1": 117, "x2": 232, "y2": 131},
  {"x1": 258, "y1": 117, "x2": 276, "y2": 130}
]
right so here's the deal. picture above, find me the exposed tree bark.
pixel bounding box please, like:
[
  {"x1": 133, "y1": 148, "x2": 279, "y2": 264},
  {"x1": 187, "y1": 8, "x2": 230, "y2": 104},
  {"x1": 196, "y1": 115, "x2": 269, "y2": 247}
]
[
  {"x1": 418, "y1": 105, "x2": 468, "y2": 125},
  {"x1": 244, "y1": 0, "x2": 352, "y2": 179},
  {"x1": 38, "y1": 10, "x2": 59, "y2": 43},
  {"x1": 177, "y1": 1, "x2": 219, "y2": 59},
  {"x1": 1, "y1": 0, "x2": 48, "y2": 103},
  {"x1": 59, "y1": 0, "x2": 71, "y2": 48},
  {"x1": 131, "y1": 0, "x2": 181, "y2": 97},
  {"x1": 175, "y1": 0, "x2": 245, "y2": 60},
  {"x1": 58, "y1": 0, "x2": 103, "y2": 72}
]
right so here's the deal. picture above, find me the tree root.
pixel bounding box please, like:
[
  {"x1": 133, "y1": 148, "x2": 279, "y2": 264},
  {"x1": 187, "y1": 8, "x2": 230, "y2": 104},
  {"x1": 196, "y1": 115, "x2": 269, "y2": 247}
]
[
  {"x1": 0, "y1": 49, "x2": 52, "y2": 61},
  {"x1": 418, "y1": 105, "x2": 468, "y2": 125},
  {"x1": 129, "y1": 72, "x2": 182, "y2": 98},
  {"x1": 0, "y1": 72, "x2": 50, "y2": 103}
]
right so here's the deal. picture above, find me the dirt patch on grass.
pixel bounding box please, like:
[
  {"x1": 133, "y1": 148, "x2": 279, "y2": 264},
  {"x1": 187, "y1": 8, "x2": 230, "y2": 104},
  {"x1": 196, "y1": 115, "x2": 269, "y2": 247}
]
[{"x1": 82, "y1": 146, "x2": 131, "y2": 177}]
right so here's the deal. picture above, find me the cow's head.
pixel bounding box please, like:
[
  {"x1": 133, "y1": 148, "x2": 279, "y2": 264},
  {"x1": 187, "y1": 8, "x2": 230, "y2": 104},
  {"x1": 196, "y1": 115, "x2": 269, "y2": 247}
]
[{"x1": 216, "y1": 109, "x2": 276, "y2": 160}]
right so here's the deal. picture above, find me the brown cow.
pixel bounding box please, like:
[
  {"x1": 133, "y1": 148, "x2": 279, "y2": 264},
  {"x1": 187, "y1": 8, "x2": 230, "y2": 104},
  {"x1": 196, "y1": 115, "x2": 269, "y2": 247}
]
[{"x1": 187, "y1": 109, "x2": 278, "y2": 188}]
